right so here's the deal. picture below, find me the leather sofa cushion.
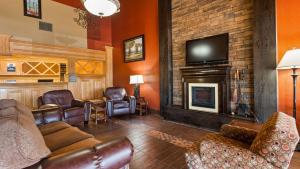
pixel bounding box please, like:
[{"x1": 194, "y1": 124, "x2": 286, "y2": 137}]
[
  {"x1": 114, "y1": 101, "x2": 129, "y2": 109},
  {"x1": 64, "y1": 107, "x2": 84, "y2": 118},
  {"x1": 44, "y1": 127, "x2": 93, "y2": 151},
  {"x1": 39, "y1": 121, "x2": 71, "y2": 136},
  {"x1": 0, "y1": 99, "x2": 51, "y2": 169},
  {"x1": 50, "y1": 138, "x2": 101, "y2": 157}
]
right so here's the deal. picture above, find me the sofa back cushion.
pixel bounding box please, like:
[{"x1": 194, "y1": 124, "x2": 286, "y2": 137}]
[
  {"x1": 105, "y1": 87, "x2": 127, "y2": 101},
  {"x1": 43, "y1": 90, "x2": 74, "y2": 109},
  {"x1": 250, "y1": 112, "x2": 299, "y2": 169},
  {"x1": 0, "y1": 99, "x2": 51, "y2": 169}
]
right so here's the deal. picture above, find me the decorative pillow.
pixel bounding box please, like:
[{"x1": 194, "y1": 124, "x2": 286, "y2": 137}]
[
  {"x1": 0, "y1": 99, "x2": 51, "y2": 169},
  {"x1": 250, "y1": 112, "x2": 299, "y2": 169}
]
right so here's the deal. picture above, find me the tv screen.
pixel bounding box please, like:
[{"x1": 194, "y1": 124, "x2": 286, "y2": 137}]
[{"x1": 186, "y1": 33, "x2": 229, "y2": 65}]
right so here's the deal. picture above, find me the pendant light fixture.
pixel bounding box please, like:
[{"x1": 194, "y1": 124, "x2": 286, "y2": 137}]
[{"x1": 81, "y1": 0, "x2": 120, "y2": 17}]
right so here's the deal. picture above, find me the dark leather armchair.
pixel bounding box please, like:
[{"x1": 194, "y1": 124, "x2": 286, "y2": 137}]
[
  {"x1": 38, "y1": 90, "x2": 90, "y2": 125},
  {"x1": 104, "y1": 87, "x2": 136, "y2": 118}
]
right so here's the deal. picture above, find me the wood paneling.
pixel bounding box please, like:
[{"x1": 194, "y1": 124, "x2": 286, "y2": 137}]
[
  {"x1": 0, "y1": 34, "x2": 11, "y2": 56},
  {"x1": 68, "y1": 77, "x2": 105, "y2": 101},
  {"x1": 0, "y1": 34, "x2": 113, "y2": 108},
  {"x1": 75, "y1": 60, "x2": 104, "y2": 76},
  {"x1": 253, "y1": 0, "x2": 277, "y2": 122}
]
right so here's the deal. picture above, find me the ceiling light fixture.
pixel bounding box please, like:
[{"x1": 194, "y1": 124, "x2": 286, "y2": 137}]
[{"x1": 81, "y1": 0, "x2": 120, "y2": 17}]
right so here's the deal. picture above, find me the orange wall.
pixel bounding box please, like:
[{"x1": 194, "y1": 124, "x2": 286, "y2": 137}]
[
  {"x1": 111, "y1": 0, "x2": 160, "y2": 111},
  {"x1": 87, "y1": 17, "x2": 112, "y2": 50},
  {"x1": 277, "y1": 0, "x2": 300, "y2": 128}
]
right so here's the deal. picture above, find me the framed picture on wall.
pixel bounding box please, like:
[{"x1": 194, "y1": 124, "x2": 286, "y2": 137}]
[
  {"x1": 124, "y1": 35, "x2": 145, "y2": 63},
  {"x1": 23, "y1": 0, "x2": 42, "y2": 19}
]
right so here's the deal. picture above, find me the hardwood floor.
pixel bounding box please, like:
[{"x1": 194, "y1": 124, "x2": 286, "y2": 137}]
[{"x1": 80, "y1": 114, "x2": 300, "y2": 169}]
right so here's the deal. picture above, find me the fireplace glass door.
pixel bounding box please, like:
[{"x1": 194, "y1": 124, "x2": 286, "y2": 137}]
[{"x1": 188, "y1": 83, "x2": 219, "y2": 113}]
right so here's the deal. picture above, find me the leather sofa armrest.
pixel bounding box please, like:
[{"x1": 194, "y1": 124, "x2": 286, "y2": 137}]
[
  {"x1": 40, "y1": 137, "x2": 133, "y2": 169},
  {"x1": 220, "y1": 124, "x2": 258, "y2": 145},
  {"x1": 32, "y1": 105, "x2": 62, "y2": 125},
  {"x1": 94, "y1": 137, "x2": 134, "y2": 169}
]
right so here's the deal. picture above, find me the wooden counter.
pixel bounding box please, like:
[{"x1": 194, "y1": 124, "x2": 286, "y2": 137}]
[{"x1": 0, "y1": 82, "x2": 67, "y2": 108}]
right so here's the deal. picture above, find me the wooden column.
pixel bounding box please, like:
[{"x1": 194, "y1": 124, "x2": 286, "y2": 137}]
[
  {"x1": 159, "y1": 0, "x2": 173, "y2": 115},
  {"x1": 253, "y1": 0, "x2": 277, "y2": 122},
  {"x1": 0, "y1": 34, "x2": 12, "y2": 56},
  {"x1": 105, "y1": 46, "x2": 113, "y2": 88}
]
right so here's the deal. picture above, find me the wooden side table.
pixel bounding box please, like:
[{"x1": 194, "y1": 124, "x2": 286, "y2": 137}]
[
  {"x1": 89, "y1": 99, "x2": 106, "y2": 124},
  {"x1": 136, "y1": 97, "x2": 149, "y2": 116}
]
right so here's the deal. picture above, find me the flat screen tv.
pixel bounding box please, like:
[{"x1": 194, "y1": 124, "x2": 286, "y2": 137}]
[{"x1": 186, "y1": 33, "x2": 229, "y2": 65}]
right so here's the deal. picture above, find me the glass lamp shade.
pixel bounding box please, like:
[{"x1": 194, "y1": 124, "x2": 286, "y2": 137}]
[
  {"x1": 81, "y1": 0, "x2": 120, "y2": 17},
  {"x1": 277, "y1": 49, "x2": 300, "y2": 69},
  {"x1": 130, "y1": 75, "x2": 144, "y2": 84}
]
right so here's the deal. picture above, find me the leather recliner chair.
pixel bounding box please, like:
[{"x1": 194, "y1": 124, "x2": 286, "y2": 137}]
[
  {"x1": 38, "y1": 90, "x2": 90, "y2": 125},
  {"x1": 104, "y1": 87, "x2": 136, "y2": 118}
]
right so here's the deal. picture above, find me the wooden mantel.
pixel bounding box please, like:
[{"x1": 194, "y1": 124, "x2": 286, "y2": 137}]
[{"x1": 0, "y1": 34, "x2": 113, "y2": 108}]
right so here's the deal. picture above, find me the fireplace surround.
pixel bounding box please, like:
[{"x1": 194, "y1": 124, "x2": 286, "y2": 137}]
[{"x1": 181, "y1": 64, "x2": 231, "y2": 115}]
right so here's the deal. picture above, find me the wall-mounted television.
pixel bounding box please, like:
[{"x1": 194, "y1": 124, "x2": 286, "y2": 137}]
[{"x1": 186, "y1": 33, "x2": 229, "y2": 66}]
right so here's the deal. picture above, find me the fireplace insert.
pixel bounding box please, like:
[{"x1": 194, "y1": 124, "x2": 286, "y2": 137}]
[
  {"x1": 188, "y1": 83, "x2": 219, "y2": 113},
  {"x1": 191, "y1": 87, "x2": 215, "y2": 108}
]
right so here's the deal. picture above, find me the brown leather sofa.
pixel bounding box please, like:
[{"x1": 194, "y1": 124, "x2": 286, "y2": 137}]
[
  {"x1": 104, "y1": 87, "x2": 136, "y2": 118},
  {"x1": 38, "y1": 90, "x2": 90, "y2": 125},
  {"x1": 26, "y1": 105, "x2": 134, "y2": 169}
]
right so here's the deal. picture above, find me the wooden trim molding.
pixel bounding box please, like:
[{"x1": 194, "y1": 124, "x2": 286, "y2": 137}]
[
  {"x1": 10, "y1": 39, "x2": 106, "y2": 60},
  {"x1": 105, "y1": 46, "x2": 113, "y2": 87},
  {"x1": 0, "y1": 34, "x2": 12, "y2": 56}
]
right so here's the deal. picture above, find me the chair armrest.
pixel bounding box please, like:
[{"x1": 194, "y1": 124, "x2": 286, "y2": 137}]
[
  {"x1": 40, "y1": 137, "x2": 133, "y2": 169},
  {"x1": 125, "y1": 96, "x2": 136, "y2": 114},
  {"x1": 71, "y1": 100, "x2": 91, "y2": 122},
  {"x1": 105, "y1": 99, "x2": 114, "y2": 117},
  {"x1": 71, "y1": 99, "x2": 85, "y2": 107},
  {"x1": 220, "y1": 124, "x2": 258, "y2": 145},
  {"x1": 197, "y1": 134, "x2": 273, "y2": 168},
  {"x1": 32, "y1": 105, "x2": 62, "y2": 125}
]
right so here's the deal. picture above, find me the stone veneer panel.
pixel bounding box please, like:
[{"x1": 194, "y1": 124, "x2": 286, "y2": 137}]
[{"x1": 172, "y1": 0, "x2": 254, "y2": 110}]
